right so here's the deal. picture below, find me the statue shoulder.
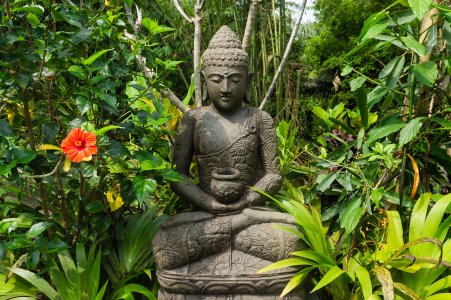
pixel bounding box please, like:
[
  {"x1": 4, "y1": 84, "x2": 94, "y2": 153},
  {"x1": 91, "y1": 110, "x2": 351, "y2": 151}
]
[
  {"x1": 180, "y1": 107, "x2": 208, "y2": 124},
  {"x1": 252, "y1": 108, "x2": 276, "y2": 130}
]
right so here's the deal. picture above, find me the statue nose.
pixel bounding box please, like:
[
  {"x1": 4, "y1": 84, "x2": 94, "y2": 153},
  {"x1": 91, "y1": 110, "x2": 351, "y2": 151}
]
[{"x1": 220, "y1": 79, "x2": 231, "y2": 93}]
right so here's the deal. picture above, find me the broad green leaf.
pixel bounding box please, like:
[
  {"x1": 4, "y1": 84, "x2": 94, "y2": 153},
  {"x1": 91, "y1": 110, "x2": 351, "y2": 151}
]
[
  {"x1": 0, "y1": 119, "x2": 13, "y2": 137},
  {"x1": 365, "y1": 123, "x2": 405, "y2": 145},
  {"x1": 408, "y1": 0, "x2": 432, "y2": 20},
  {"x1": 133, "y1": 176, "x2": 157, "y2": 204},
  {"x1": 340, "y1": 198, "x2": 364, "y2": 236},
  {"x1": 355, "y1": 265, "x2": 372, "y2": 299},
  {"x1": 76, "y1": 96, "x2": 91, "y2": 116},
  {"x1": 386, "y1": 210, "x2": 404, "y2": 250},
  {"x1": 330, "y1": 118, "x2": 356, "y2": 135},
  {"x1": 409, "y1": 192, "x2": 430, "y2": 242},
  {"x1": 356, "y1": 86, "x2": 368, "y2": 128},
  {"x1": 398, "y1": 117, "x2": 424, "y2": 150},
  {"x1": 27, "y1": 12, "x2": 40, "y2": 25},
  {"x1": 422, "y1": 193, "x2": 451, "y2": 239},
  {"x1": 27, "y1": 222, "x2": 53, "y2": 238},
  {"x1": 350, "y1": 76, "x2": 366, "y2": 92},
  {"x1": 82, "y1": 49, "x2": 113, "y2": 66},
  {"x1": 9, "y1": 268, "x2": 59, "y2": 300},
  {"x1": 379, "y1": 56, "x2": 402, "y2": 79},
  {"x1": 413, "y1": 61, "x2": 438, "y2": 87},
  {"x1": 142, "y1": 18, "x2": 174, "y2": 35},
  {"x1": 341, "y1": 66, "x2": 353, "y2": 76},
  {"x1": 426, "y1": 275, "x2": 451, "y2": 296},
  {"x1": 373, "y1": 267, "x2": 394, "y2": 300},
  {"x1": 385, "y1": 55, "x2": 405, "y2": 89},
  {"x1": 401, "y1": 35, "x2": 427, "y2": 56},
  {"x1": 371, "y1": 187, "x2": 384, "y2": 207},
  {"x1": 280, "y1": 267, "x2": 315, "y2": 297},
  {"x1": 12, "y1": 5, "x2": 44, "y2": 15},
  {"x1": 11, "y1": 149, "x2": 37, "y2": 164},
  {"x1": 316, "y1": 172, "x2": 338, "y2": 192},
  {"x1": 311, "y1": 266, "x2": 345, "y2": 293},
  {"x1": 359, "y1": 12, "x2": 389, "y2": 42},
  {"x1": 68, "y1": 65, "x2": 85, "y2": 79},
  {"x1": 94, "y1": 125, "x2": 121, "y2": 136}
]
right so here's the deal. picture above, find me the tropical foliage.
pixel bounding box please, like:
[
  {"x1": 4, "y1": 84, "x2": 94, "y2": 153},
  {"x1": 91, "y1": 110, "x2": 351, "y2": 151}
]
[{"x1": 0, "y1": 0, "x2": 449, "y2": 299}]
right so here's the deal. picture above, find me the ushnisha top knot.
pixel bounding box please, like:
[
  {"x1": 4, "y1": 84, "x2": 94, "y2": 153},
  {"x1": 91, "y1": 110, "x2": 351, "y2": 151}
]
[{"x1": 202, "y1": 25, "x2": 249, "y2": 68}]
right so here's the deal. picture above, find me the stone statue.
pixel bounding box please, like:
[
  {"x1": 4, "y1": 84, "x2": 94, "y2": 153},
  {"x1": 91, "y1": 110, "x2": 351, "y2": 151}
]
[{"x1": 152, "y1": 26, "x2": 303, "y2": 300}]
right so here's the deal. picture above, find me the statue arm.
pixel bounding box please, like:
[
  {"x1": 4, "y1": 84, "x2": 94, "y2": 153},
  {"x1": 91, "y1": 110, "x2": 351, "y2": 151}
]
[
  {"x1": 243, "y1": 110, "x2": 282, "y2": 205},
  {"x1": 170, "y1": 111, "x2": 242, "y2": 213}
]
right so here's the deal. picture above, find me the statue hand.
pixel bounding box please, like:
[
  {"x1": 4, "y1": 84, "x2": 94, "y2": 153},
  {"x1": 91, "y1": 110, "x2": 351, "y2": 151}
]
[{"x1": 207, "y1": 197, "x2": 249, "y2": 214}]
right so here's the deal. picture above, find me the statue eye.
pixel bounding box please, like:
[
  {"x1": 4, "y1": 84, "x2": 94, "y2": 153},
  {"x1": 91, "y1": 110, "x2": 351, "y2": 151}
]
[{"x1": 209, "y1": 76, "x2": 222, "y2": 83}]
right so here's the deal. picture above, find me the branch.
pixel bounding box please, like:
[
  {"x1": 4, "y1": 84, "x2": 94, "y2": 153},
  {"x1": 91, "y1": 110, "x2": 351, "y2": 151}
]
[
  {"x1": 192, "y1": 0, "x2": 204, "y2": 108},
  {"x1": 259, "y1": 0, "x2": 307, "y2": 110},
  {"x1": 242, "y1": 0, "x2": 261, "y2": 52},
  {"x1": 173, "y1": 0, "x2": 192, "y2": 23},
  {"x1": 160, "y1": 89, "x2": 190, "y2": 113},
  {"x1": 21, "y1": 156, "x2": 64, "y2": 179}
]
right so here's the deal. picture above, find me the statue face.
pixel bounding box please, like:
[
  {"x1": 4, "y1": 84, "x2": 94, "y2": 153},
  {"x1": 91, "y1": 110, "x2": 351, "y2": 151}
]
[{"x1": 204, "y1": 66, "x2": 247, "y2": 112}]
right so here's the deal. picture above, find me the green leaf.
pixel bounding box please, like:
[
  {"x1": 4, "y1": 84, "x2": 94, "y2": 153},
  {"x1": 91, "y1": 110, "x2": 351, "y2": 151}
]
[
  {"x1": 12, "y1": 148, "x2": 37, "y2": 164},
  {"x1": 359, "y1": 12, "x2": 389, "y2": 42},
  {"x1": 356, "y1": 86, "x2": 368, "y2": 128},
  {"x1": 76, "y1": 95, "x2": 91, "y2": 116},
  {"x1": 422, "y1": 193, "x2": 451, "y2": 239},
  {"x1": 408, "y1": 0, "x2": 432, "y2": 20},
  {"x1": 110, "y1": 283, "x2": 156, "y2": 300},
  {"x1": 280, "y1": 267, "x2": 315, "y2": 297},
  {"x1": 142, "y1": 18, "x2": 173, "y2": 35},
  {"x1": 133, "y1": 176, "x2": 157, "y2": 204},
  {"x1": 413, "y1": 61, "x2": 438, "y2": 87},
  {"x1": 0, "y1": 119, "x2": 13, "y2": 137},
  {"x1": 355, "y1": 265, "x2": 372, "y2": 299},
  {"x1": 68, "y1": 65, "x2": 85, "y2": 79},
  {"x1": 316, "y1": 172, "x2": 338, "y2": 192},
  {"x1": 27, "y1": 13, "x2": 40, "y2": 26},
  {"x1": 379, "y1": 56, "x2": 402, "y2": 79},
  {"x1": 398, "y1": 117, "x2": 424, "y2": 150},
  {"x1": 341, "y1": 66, "x2": 353, "y2": 76},
  {"x1": 385, "y1": 55, "x2": 405, "y2": 89},
  {"x1": 350, "y1": 76, "x2": 366, "y2": 92},
  {"x1": 82, "y1": 49, "x2": 113, "y2": 66},
  {"x1": 94, "y1": 125, "x2": 121, "y2": 136},
  {"x1": 371, "y1": 188, "x2": 384, "y2": 207},
  {"x1": 409, "y1": 192, "x2": 430, "y2": 242},
  {"x1": 256, "y1": 258, "x2": 314, "y2": 274},
  {"x1": 365, "y1": 123, "x2": 405, "y2": 145},
  {"x1": 340, "y1": 198, "x2": 364, "y2": 236},
  {"x1": 426, "y1": 275, "x2": 451, "y2": 296},
  {"x1": 311, "y1": 266, "x2": 345, "y2": 293},
  {"x1": 27, "y1": 222, "x2": 53, "y2": 238},
  {"x1": 401, "y1": 35, "x2": 427, "y2": 56},
  {"x1": 386, "y1": 210, "x2": 404, "y2": 250},
  {"x1": 9, "y1": 268, "x2": 59, "y2": 300},
  {"x1": 12, "y1": 5, "x2": 44, "y2": 15}
]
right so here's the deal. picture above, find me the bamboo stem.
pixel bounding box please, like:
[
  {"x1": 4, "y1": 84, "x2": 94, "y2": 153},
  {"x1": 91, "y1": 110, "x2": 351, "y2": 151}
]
[
  {"x1": 193, "y1": 0, "x2": 204, "y2": 108},
  {"x1": 242, "y1": 0, "x2": 261, "y2": 52},
  {"x1": 259, "y1": 0, "x2": 307, "y2": 110}
]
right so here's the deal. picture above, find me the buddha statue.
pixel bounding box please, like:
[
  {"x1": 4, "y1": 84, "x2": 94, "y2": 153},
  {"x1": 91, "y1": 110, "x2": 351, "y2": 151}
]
[{"x1": 152, "y1": 26, "x2": 303, "y2": 300}]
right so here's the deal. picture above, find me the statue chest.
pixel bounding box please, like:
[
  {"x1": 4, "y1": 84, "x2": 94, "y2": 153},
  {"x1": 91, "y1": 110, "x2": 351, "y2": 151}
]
[{"x1": 193, "y1": 111, "x2": 256, "y2": 156}]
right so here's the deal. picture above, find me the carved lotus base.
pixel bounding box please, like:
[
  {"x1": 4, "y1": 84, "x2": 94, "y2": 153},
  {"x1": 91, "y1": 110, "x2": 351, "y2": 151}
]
[{"x1": 156, "y1": 250, "x2": 305, "y2": 299}]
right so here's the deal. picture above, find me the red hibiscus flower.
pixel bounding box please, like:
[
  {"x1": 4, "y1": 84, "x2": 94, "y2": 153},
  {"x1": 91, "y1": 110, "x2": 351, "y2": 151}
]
[{"x1": 61, "y1": 128, "x2": 98, "y2": 162}]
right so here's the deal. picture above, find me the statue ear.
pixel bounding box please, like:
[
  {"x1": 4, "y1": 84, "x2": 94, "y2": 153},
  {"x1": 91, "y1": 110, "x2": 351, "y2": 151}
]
[
  {"x1": 244, "y1": 72, "x2": 253, "y2": 103},
  {"x1": 201, "y1": 71, "x2": 208, "y2": 102}
]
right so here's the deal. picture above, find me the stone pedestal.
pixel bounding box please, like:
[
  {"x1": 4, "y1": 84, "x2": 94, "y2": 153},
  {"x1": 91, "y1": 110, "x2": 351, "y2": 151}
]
[{"x1": 156, "y1": 250, "x2": 304, "y2": 299}]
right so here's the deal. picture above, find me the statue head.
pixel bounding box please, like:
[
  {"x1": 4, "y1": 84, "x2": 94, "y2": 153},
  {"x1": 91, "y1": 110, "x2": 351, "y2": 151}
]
[{"x1": 201, "y1": 26, "x2": 251, "y2": 110}]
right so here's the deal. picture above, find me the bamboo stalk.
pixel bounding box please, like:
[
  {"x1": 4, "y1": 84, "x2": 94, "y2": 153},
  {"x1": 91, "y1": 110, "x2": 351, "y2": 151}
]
[
  {"x1": 242, "y1": 0, "x2": 261, "y2": 52},
  {"x1": 259, "y1": 0, "x2": 307, "y2": 110},
  {"x1": 193, "y1": 0, "x2": 204, "y2": 108}
]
